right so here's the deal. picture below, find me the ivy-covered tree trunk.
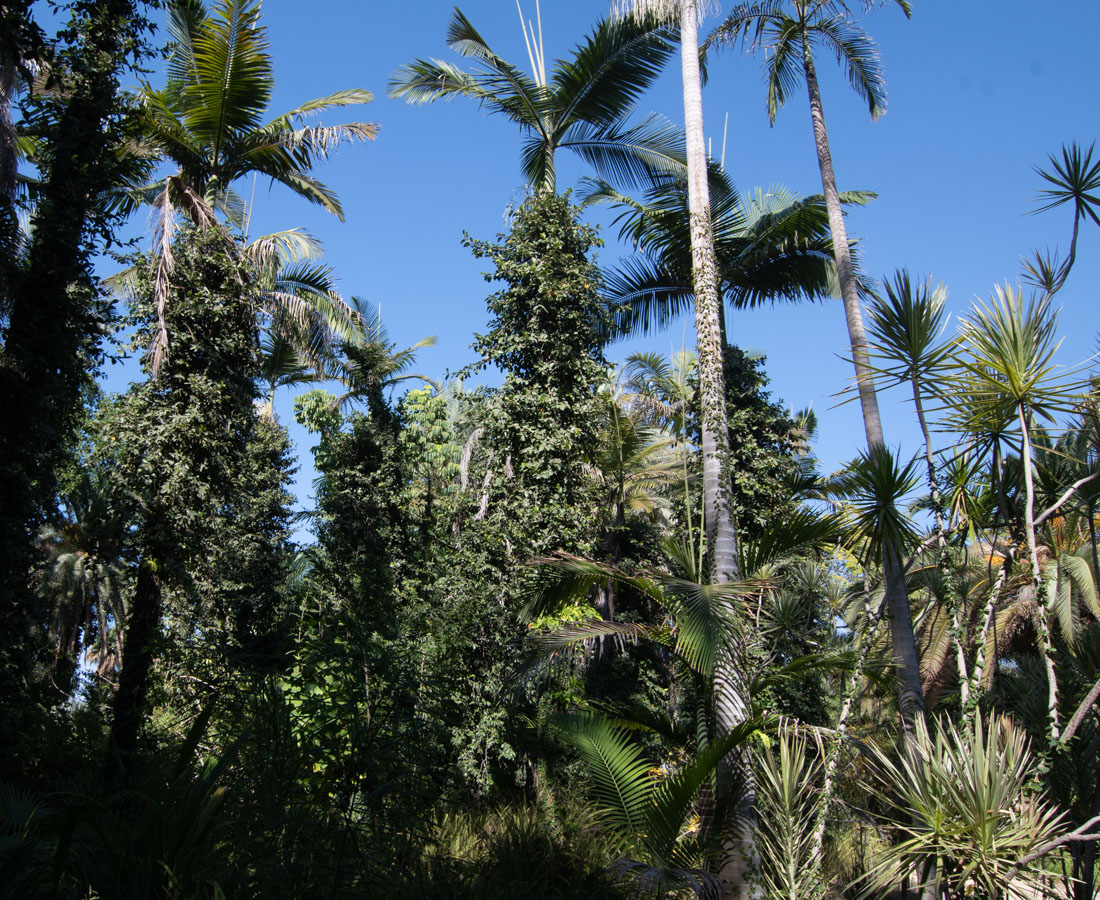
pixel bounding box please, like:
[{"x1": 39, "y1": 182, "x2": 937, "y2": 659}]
[
  {"x1": 104, "y1": 563, "x2": 162, "y2": 779},
  {"x1": 1, "y1": 0, "x2": 146, "y2": 579},
  {"x1": 101, "y1": 226, "x2": 269, "y2": 779},
  {"x1": 446, "y1": 191, "x2": 608, "y2": 795},
  {"x1": 0, "y1": 0, "x2": 148, "y2": 744},
  {"x1": 467, "y1": 191, "x2": 608, "y2": 560}
]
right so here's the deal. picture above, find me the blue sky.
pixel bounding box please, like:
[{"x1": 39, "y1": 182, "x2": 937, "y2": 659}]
[{"x1": 100, "y1": 0, "x2": 1100, "y2": 526}]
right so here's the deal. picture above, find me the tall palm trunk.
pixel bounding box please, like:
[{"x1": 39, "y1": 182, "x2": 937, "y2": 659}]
[
  {"x1": 681, "y1": 1, "x2": 737, "y2": 585},
  {"x1": 799, "y1": 26, "x2": 924, "y2": 731},
  {"x1": 677, "y1": 5, "x2": 756, "y2": 895},
  {"x1": 798, "y1": 29, "x2": 879, "y2": 448}
]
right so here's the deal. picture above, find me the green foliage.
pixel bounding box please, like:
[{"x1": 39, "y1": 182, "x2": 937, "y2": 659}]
[
  {"x1": 586, "y1": 170, "x2": 866, "y2": 339},
  {"x1": 468, "y1": 192, "x2": 609, "y2": 531},
  {"x1": 293, "y1": 387, "x2": 343, "y2": 436},
  {"x1": 0, "y1": 0, "x2": 154, "y2": 735},
  {"x1": 33, "y1": 469, "x2": 131, "y2": 692},
  {"x1": 137, "y1": 0, "x2": 376, "y2": 224},
  {"x1": 556, "y1": 710, "x2": 766, "y2": 897},
  {"x1": 411, "y1": 803, "x2": 628, "y2": 897},
  {"x1": 756, "y1": 725, "x2": 826, "y2": 899},
  {"x1": 390, "y1": 9, "x2": 681, "y2": 193},
  {"x1": 857, "y1": 714, "x2": 1067, "y2": 899},
  {"x1": 94, "y1": 224, "x2": 296, "y2": 775},
  {"x1": 723, "y1": 346, "x2": 802, "y2": 543},
  {"x1": 104, "y1": 225, "x2": 265, "y2": 568}
]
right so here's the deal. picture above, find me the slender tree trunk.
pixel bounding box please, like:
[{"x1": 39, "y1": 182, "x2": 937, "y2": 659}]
[
  {"x1": 812, "y1": 588, "x2": 886, "y2": 859},
  {"x1": 800, "y1": 31, "x2": 881, "y2": 449},
  {"x1": 680, "y1": 1, "x2": 737, "y2": 586},
  {"x1": 800, "y1": 28, "x2": 924, "y2": 733},
  {"x1": 1018, "y1": 405, "x2": 1060, "y2": 755},
  {"x1": 1088, "y1": 496, "x2": 1100, "y2": 594},
  {"x1": 105, "y1": 560, "x2": 162, "y2": 781},
  {"x1": 678, "y1": 6, "x2": 756, "y2": 895},
  {"x1": 911, "y1": 377, "x2": 969, "y2": 699},
  {"x1": 966, "y1": 545, "x2": 1012, "y2": 713}
]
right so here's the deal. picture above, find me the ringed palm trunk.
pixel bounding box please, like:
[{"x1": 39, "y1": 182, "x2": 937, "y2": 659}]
[
  {"x1": 799, "y1": 27, "x2": 924, "y2": 732},
  {"x1": 681, "y1": 3, "x2": 736, "y2": 586},
  {"x1": 677, "y1": 4, "x2": 755, "y2": 895}
]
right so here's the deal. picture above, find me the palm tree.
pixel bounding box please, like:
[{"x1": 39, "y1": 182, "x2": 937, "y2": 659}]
[
  {"x1": 708, "y1": 0, "x2": 909, "y2": 451},
  {"x1": 36, "y1": 471, "x2": 131, "y2": 694},
  {"x1": 625, "y1": 349, "x2": 703, "y2": 563},
  {"x1": 614, "y1": 0, "x2": 736, "y2": 588},
  {"x1": 709, "y1": 0, "x2": 924, "y2": 733},
  {"x1": 528, "y1": 552, "x2": 767, "y2": 896},
  {"x1": 329, "y1": 297, "x2": 437, "y2": 416},
  {"x1": 258, "y1": 330, "x2": 317, "y2": 418},
  {"x1": 583, "y1": 168, "x2": 873, "y2": 342},
  {"x1": 866, "y1": 271, "x2": 952, "y2": 540},
  {"x1": 1025, "y1": 141, "x2": 1100, "y2": 296},
  {"x1": 134, "y1": 0, "x2": 376, "y2": 372},
  {"x1": 388, "y1": 8, "x2": 682, "y2": 194},
  {"x1": 529, "y1": 513, "x2": 842, "y2": 895},
  {"x1": 139, "y1": 0, "x2": 376, "y2": 224},
  {"x1": 588, "y1": 377, "x2": 679, "y2": 660},
  {"x1": 865, "y1": 272, "x2": 973, "y2": 705},
  {"x1": 952, "y1": 287, "x2": 1092, "y2": 754},
  {"x1": 613, "y1": 4, "x2": 749, "y2": 888}
]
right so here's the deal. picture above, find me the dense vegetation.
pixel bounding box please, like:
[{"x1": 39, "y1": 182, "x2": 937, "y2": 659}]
[{"x1": 1, "y1": 1, "x2": 1098, "y2": 898}]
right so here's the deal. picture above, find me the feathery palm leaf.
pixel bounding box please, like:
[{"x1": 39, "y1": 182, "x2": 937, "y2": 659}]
[
  {"x1": 389, "y1": 9, "x2": 681, "y2": 193},
  {"x1": 585, "y1": 162, "x2": 871, "y2": 339}
]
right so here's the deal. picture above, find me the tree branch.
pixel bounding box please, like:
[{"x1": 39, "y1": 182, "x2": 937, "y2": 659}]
[
  {"x1": 1009, "y1": 815, "x2": 1100, "y2": 875},
  {"x1": 1061, "y1": 674, "x2": 1100, "y2": 745},
  {"x1": 1034, "y1": 471, "x2": 1100, "y2": 528}
]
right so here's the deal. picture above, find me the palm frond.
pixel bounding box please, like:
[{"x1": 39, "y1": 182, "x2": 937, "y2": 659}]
[
  {"x1": 1031, "y1": 141, "x2": 1100, "y2": 227},
  {"x1": 811, "y1": 13, "x2": 887, "y2": 118},
  {"x1": 557, "y1": 114, "x2": 686, "y2": 190}
]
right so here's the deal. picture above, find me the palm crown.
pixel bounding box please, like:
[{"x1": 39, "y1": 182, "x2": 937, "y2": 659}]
[
  {"x1": 389, "y1": 8, "x2": 684, "y2": 194},
  {"x1": 583, "y1": 165, "x2": 873, "y2": 339},
  {"x1": 137, "y1": 0, "x2": 377, "y2": 225},
  {"x1": 708, "y1": 0, "x2": 910, "y2": 125}
]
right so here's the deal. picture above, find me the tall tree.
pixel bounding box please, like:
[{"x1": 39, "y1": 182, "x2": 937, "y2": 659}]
[
  {"x1": 466, "y1": 190, "x2": 609, "y2": 555},
  {"x1": 708, "y1": 0, "x2": 909, "y2": 450},
  {"x1": 709, "y1": 0, "x2": 926, "y2": 729},
  {"x1": 0, "y1": 0, "x2": 152, "y2": 729},
  {"x1": 101, "y1": 225, "x2": 274, "y2": 778},
  {"x1": 133, "y1": 0, "x2": 376, "y2": 373},
  {"x1": 616, "y1": 2, "x2": 753, "y2": 893},
  {"x1": 389, "y1": 8, "x2": 683, "y2": 194}
]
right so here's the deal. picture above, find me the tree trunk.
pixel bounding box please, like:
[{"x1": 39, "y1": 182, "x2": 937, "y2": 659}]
[
  {"x1": 1018, "y1": 404, "x2": 1060, "y2": 756},
  {"x1": 800, "y1": 28, "x2": 924, "y2": 733},
  {"x1": 678, "y1": 6, "x2": 755, "y2": 896},
  {"x1": 680, "y1": 0, "x2": 737, "y2": 587},
  {"x1": 105, "y1": 560, "x2": 162, "y2": 781},
  {"x1": 800, "y1": 33, "x2": 881, "y2": 448}
]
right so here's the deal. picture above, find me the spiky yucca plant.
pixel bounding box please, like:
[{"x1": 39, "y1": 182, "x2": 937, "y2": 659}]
[
  {"x1": 857, "y1": 714, "x2": 1066, "y2": 899},
  {"x1": 755, "y1": 724, "x2": 825, "y2": 899}
]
